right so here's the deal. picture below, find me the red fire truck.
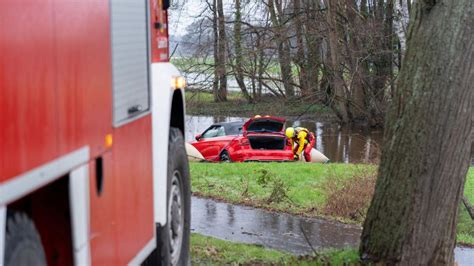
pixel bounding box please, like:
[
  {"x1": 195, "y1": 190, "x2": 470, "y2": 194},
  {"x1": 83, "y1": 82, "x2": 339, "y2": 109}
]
[{"x1": 0, "y1": 0, "x2": 190, "y2": 265}]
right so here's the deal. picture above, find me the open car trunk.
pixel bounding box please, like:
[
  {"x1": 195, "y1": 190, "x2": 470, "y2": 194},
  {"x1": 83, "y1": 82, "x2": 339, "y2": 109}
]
[{"x1": 248, "y1": 135, "x2": 286, "y2": 150}]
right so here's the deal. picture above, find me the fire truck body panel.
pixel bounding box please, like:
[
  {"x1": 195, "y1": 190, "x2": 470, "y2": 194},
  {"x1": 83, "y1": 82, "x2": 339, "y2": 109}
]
[
  {"x1": 1, "y1": 0, "x2": 184, "y2": 265},
  {"x1": 0, "y1": 0, "x2": 113, "y2": 181},
  {"x1": 151, "y1": 63, "x2": 184, "y2": 226}
]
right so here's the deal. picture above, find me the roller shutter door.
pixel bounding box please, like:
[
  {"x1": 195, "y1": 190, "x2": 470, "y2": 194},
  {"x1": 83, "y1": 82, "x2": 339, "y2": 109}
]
[{"x1": 110, "y1": 0, "x2": 150, "y2": 125}]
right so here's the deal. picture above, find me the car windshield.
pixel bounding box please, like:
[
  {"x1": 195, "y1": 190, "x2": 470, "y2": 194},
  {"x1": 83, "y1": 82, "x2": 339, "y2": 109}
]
[
  {"x1": 201, "y1": 125, "x2": 226, "y2": 138},
  {"x1": 247, "y1": 121, "x2": 283, "y2": 133},
  {"x1": 226, "y1": 124, "x2": 243, "y2": 136}
]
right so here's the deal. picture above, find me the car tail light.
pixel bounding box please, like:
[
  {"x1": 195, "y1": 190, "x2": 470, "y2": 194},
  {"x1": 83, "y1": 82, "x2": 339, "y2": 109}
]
[{"x1": 239, "y1": 139, "x2": 250, "y2": 146}]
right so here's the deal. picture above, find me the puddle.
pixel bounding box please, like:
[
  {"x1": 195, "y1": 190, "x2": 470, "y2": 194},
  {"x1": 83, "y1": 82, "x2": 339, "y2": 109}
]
[
  {"x1": 456, "y1": 246, "x2": 474, "y2": 266},
  {"x1": 191, "y1": 197, "x2": 474, "y2": 264},
  {"x1": 191, "y1": 196, "x2": 361, "y2": 255}
]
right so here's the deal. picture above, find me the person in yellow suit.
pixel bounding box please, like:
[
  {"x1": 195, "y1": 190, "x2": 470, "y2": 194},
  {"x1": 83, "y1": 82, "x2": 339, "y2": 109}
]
[{"x1": 285, "y1": 127, "x2": 316, "y2": 162}]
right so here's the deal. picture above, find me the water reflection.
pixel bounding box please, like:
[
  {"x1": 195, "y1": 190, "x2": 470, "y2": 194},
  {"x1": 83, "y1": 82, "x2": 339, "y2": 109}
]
[
  {"x1": 186, "y1": 115, "x2": 383, "y2": 163},
  {"x1": 186, "y1": 115, "x2": 474, "y2": 164},
  {"x1": 191, "y1": 196, "x2": 361, "y2": 254}
]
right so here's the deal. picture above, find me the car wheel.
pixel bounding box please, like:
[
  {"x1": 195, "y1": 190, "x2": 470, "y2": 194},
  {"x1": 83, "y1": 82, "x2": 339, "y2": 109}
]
[
  {"x1": 4, "y1": 212, "x2": 47, "y2": 266},
  {"x1": 219, "y1": 150, "x2": 231, "y2": 162},
  {"x1": 158, "y1": 127, "x2": 191, "y2": 266}
]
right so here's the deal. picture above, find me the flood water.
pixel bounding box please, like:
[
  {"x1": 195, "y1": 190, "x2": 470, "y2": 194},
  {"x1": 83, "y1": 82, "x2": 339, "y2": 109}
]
[
  {"x1": 186, "y1": 115, "x2": 383, "y2": 163},
  {"x1": 191, "y1": 197, "x2": 474, "y2": 265},
  {"x1": 186, "y1": 115, "x2": 474, "y2": 164}
]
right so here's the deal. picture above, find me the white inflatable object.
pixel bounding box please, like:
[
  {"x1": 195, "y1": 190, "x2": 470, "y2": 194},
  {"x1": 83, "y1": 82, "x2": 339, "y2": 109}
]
[
  {"x1": 299, "y1": 148, "x2": 330, "y2": 163},
  {"x1": 185, "y1": 142, "x2": 205, "y2": 161},
  {"x1": 309, "y1": 148, "x2": 330, "y2": 163}
]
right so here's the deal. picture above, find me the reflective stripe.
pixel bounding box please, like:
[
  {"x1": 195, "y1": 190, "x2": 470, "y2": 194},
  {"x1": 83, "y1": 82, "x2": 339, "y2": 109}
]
[
  {"x1": 69, "y1": 165, "x2": 91, "y2": 266},
  {"x1": 127, "y1": 238, "x2": 156, "y2": 266},
  {"x1": 0, "y1": 205, "x2": 5, "y2": 266},
  {"x1": 0, "y1": 147, "x2": 90, "y2": 205}
]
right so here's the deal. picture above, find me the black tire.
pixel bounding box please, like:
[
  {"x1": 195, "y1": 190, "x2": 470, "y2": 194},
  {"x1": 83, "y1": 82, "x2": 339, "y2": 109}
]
[
  {"x1": 219, "y1": 150, "x2": 231, "y2": 162},
  {"x1": 4, "y1": 212, "x2": 47, "y2": 266},
  {"x1": 158, "y1": 127, "x2": 191, "y2": 266}
]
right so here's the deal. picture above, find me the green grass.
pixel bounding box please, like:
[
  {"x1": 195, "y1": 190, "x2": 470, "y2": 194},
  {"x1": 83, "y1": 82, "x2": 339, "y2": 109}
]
[
  {"x1": 186, "y1": 90, "x2": 334, "y2": 119},
  {"x1": 458, "y1": 168, "x2": 474, "y2": 246},
  {"x1": 172, "y1": 57, "x2": 214, "y2": 73},
  {"x1": 191, "y1": 233, "x2": 360, "y2": 265},
  {"x1": 191, "y1": 162, "x2": 376, "y2": 221},
  {"x1": 172, "y1": 57, "x2": 301, "y2": 76},
  {"x1": 190, "y1": 162, "x2": 474, "y2": 245}
]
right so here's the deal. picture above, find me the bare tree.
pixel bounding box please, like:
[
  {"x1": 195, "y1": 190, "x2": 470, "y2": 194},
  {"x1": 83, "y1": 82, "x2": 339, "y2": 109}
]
[
  {"x1": 232, "y1": 0, "x2": 252, "y2": 102},
  {"x1": 360, "y1": 0, "x2": 473, "y2": 264},
  {"x1": 175, "y1": 0, "x2": 411, "y2": 126},
  {"x1": 462, "y1": 196, "x2": 474, "y2": 220},
  {"x1": 268, "y1": 0, "x2": 295, "y2": 97},
  {"x1": 325, "y1": 0, "x2": 349, "y2": 123},
  {"x1": 216, "y1": 0, "x2": 228, "y2": 101}
]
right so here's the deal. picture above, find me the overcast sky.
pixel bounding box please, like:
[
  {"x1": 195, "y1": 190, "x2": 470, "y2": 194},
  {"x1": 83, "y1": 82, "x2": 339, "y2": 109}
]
[
  {"x1": 169, "y1": 0, "x2": 207, "y2": 38},
  {"x1": 168, "y1": 0, "x2": 409, "y2": 48}
]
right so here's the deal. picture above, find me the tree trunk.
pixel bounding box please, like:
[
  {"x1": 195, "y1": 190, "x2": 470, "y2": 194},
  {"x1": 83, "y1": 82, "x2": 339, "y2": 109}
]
[
  {"x1": 257, "y1": 33, "x2": 264, "y2": 99},
  {"x1": 216, "y1": 0, "x2": 227, "y2": 101},
  {"x1": 325, "y1": 0, "x2": 349, "y2": 123},
  {"x1": 384, "y1": 0, "x2": 394, "y2": 97},
  {"x1": 293, "y1": 0, "x2": 309, "y2": 96},
  {"x1": 406, "y1": 0, "x2": 411, "y2": 15},
  {"x1": 303, "y1": 0, "x2": 321, "y2": 98},
  {"x1": 462, "y1": 196, "x2": 474, "y2": 220},
  {"x1": 233, "y1": 0, "x2": 252, "y2": 103},
  {"x1": 345, "y1": 0, "x2": 369, "y2": 122},
  {"x1": 360, "y1": 1, "x2": 473, "y2": 264},
  {"x1": 212, "y1": 0, "x2": 220, "y2": 102},
  {"x1": 369, "y1": 0, "x2": 393, "y2": 126},
  {"x1": 268, "y1": 0, "x2": 295, "y2": 97}
]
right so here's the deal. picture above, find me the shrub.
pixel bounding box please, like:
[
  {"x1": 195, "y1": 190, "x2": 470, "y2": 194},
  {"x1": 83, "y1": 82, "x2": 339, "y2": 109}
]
[
  {"x1": 322, "y1": 168, "x2": 377, "y2": 222},
  {"x1": 256, "y1": 169, "x2": 272, "y2": 187},
  {"x1": 266, "y1": 178, "x2": 290, "y2": 204}
]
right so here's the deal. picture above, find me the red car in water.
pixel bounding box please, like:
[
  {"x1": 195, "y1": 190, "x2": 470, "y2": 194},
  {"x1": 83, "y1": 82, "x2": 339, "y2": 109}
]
[{"x1": 190, "y1": 116, "x2": 294, "y2": 162}]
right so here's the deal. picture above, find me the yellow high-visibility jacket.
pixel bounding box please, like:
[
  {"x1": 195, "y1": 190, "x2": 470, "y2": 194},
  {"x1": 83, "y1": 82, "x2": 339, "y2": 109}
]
[{"x1": 288, "y1": 127, "x2": 309, "y2": 157}]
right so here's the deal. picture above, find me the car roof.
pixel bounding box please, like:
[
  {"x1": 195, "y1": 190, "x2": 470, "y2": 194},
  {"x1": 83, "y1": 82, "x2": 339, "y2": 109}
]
[
  {"x1": 211, "y1": 121, "x2": 245, "y2": 128},
  {"x1": 210, "y1": 121, "x2": 245, "y2": 135}
]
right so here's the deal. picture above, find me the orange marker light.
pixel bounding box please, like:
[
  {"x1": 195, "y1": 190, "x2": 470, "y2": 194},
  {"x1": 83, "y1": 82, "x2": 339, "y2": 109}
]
[
  {"x1": 105, "y1": 134, "x2": 113, "y2": 148},
  {"x1": 171, "y1": 76, "x2": 186, "y2": 89}
]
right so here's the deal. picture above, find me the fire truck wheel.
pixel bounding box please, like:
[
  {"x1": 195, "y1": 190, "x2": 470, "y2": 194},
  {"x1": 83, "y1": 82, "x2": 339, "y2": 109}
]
[
  {"x1": 4, "y1": 212, "x2": 47, "y2": 266},
  {"x1": 159, "y1": 127, "x2": 191, "y2": 266}
]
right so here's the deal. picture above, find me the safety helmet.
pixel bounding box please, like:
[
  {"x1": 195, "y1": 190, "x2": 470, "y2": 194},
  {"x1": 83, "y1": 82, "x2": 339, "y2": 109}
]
[{"x1": 285, "y1": 127, "x2": 295, "y2": 139}]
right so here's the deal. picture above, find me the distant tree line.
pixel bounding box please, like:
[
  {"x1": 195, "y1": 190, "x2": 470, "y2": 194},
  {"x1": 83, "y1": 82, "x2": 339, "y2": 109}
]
[{"x1": 174, "y1": 0, "x2": 412, "y2": 127}]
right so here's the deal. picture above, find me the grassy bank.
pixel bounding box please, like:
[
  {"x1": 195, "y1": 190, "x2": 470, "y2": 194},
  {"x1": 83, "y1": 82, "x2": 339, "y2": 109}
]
[
  {"x1": 190, "y1": 162, "x2": 474, "y2": 245},
  {"x1": 191, "y1": 162, "x2": 376, "y2": 222},
  {"x1": 172, "y1": 58, "x2": 300, "y2": 76},
  {"x1": 459, "y1": 172, "x2": 474, "y2": 245},
  {"x1": 191, "y1": 233, "x2": 359, "y2": 265},
  {"x1": 186, "y1": 90, "x2": 335, "y2": 120}
]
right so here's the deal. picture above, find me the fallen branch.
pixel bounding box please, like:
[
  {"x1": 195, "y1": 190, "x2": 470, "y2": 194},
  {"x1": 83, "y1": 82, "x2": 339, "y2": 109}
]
[{"x1": 462, "y1": 196, "x2": 474, "y2": 220}]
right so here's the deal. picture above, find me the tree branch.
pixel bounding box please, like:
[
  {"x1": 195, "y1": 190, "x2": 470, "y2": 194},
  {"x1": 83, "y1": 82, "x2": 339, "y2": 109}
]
[{"x1": 462, "y1": 196, "x2": 474, "y2": 220}]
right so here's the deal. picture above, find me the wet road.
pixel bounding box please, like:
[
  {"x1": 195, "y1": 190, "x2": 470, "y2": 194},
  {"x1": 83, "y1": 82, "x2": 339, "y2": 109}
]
[
  {"x1": 191, "y1": 197, "x2": 474, "y2": 265},
  {"x1": 191, "y1": 196, "x2": 361, "y2": 254}
]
